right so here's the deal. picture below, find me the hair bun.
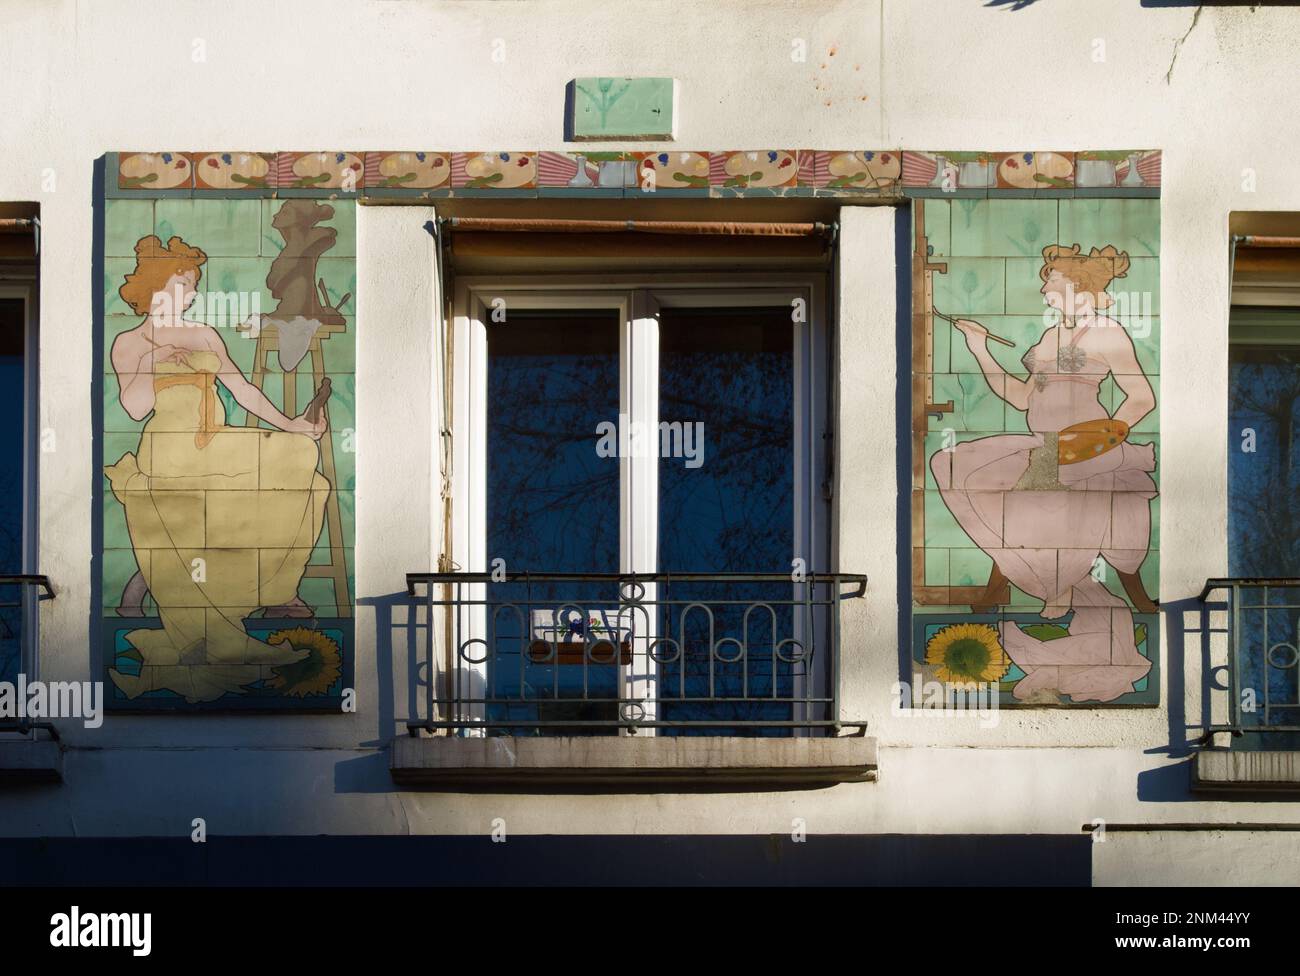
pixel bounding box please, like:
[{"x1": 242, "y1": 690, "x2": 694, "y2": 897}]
[
  {"x1": 163, "y1": 236, "x2": 207, "y2": 263},
  {"x1": 133, "y1": 235, "x2": 165, "y2": 258},
  {"x1": 119, "y1": 235, "x2": 209, "y2": 316},
  {"x1": 1089, "y1": 244, "x2": 1130, "y2": 279},
  {"x1": 1039, "y1": 241, "x2": 1131, "y2": 307}
]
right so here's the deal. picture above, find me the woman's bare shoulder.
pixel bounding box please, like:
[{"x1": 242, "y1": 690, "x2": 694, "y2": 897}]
[
  {"x1": 192, "y1": 322, "x2": 229, "y2": 351},
  {"x1": 1091, "y1": 316, "x2": 1137, "y2": 349},
  {"x1": 110, "y1": 326, "x2": 148, "y2": 363}
]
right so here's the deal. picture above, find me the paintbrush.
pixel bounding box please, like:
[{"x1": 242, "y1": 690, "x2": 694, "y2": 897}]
[{"x1": 932, "y1": 307, "x2": 1016, "y2": 347}]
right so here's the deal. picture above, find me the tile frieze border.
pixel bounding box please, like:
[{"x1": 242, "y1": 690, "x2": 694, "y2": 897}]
[{"x1": 106, "y1": 150, "x2": 1162, "y2": 200}]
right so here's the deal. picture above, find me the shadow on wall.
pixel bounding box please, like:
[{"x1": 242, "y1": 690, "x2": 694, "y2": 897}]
[
  {"x1": 333, "y1": 590, "x2": 409, "y2": 795},
  {"x1": 1138, "y1": 593, "x2": 1299, "y2": 804},
  {"x1": 0, "y1": 833, "x2": 1092, "y2": 885},
  {"x1": 340, "y1": 589, "x2": 488, "y2": 795},
  {"x1": 355, "y1": 591, "x2": 408, "y2": 746},
  {"x1": 1135, "y1": 597, "x2": 1208, "y2": 802}
]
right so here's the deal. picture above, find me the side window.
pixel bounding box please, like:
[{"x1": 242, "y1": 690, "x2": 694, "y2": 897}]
[
  {"x1": 1228, "y1": 306, "x2": 1300, "y2": 576},
  {"x1": 0, "y1": 280, "x2": 37, "y2": 688},
  {"x1": 1222, "y1": 227, "x2": 1300, "y2": 738}
]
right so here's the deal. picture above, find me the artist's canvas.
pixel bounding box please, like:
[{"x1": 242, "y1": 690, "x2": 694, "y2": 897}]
[
  {"x1": 910, "y1": 188, "x2": 1160, "y2": 705},
  {"x1": 99, "y1": 188, "x2": 355, "y2": 709}
]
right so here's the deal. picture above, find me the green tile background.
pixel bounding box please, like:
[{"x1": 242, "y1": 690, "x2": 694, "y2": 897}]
[
  {"x1": 100, "y1": 198, "x2": 357, "y2": 624},
  {"x1": 950, "y1": 198, "x2": 1060, "y2": 258},
  {"x1": 913, "y1": 195, "x2": 1161, "y2": 701}
]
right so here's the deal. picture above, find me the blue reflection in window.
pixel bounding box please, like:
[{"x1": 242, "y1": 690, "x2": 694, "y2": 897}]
[
  {"x1": 657, "y1": 307, "x2": 797, "y2": 736},
  {"x1": 486, "y1": 310, "x2": 621, "y2": 735},
  {"x1": 0, "y1": 300, "x2": 24, "y2": 686},
  {"x1": 1228, "y1": 325, "x2": 1300, "y2": 735}
]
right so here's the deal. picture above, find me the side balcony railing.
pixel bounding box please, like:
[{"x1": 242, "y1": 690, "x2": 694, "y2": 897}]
[
  {"x1": 1198, "y1": 578, "x2": 1300, "y2": 743},
  {"x1": 405, "y1": 571, "x2": 867, "y2": 736},
  {"x1": 0, "y1": 574, "x2": 56, "y2": 734}
]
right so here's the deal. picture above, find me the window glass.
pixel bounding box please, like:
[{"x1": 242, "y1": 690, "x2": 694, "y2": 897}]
[
  {"x1": 0, "y1": 298, "x2": 25, "y2": 687},
  {"x1": 485, "y1": 309, "x2": 622, "y2": 733},
  {"x1": 1228, "y1": 307, "x2": 1300, "y2": 576},
  {"x1": 657, "y1": 306, "x2": 797, "y2": 735}
]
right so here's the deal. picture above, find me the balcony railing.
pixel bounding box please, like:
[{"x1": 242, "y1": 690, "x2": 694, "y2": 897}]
[
  {"x1": 0, "y1": 574, "x2": 55, "y2": 733},
  {"x1": 405, "y1": 571, "x2": 867, "y2": 736},
  {"x1": 1198, "y1": 578, "x2": 1300, "y2": 740}
]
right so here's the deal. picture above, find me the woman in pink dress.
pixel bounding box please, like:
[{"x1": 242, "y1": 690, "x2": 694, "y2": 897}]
[{"x1": 930, "y1": 244, "x2": 1156, "y2": 703}]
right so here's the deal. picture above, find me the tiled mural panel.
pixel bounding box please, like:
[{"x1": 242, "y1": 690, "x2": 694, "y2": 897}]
[
  {"x1": 100, "y1": 194, "x2": 355, "y2": 708},
  {"x1": 911, "y1": 196, "x2": 1160, "y2": 705}
]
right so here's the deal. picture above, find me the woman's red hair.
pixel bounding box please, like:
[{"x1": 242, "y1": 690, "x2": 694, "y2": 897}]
[{"x1": 119, "y1": 235, "x2": 207, "y2": 316}]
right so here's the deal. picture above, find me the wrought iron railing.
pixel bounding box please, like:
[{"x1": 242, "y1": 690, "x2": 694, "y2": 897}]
[
  {"x1": 0, "y1": 574, "x2": 55, "y2": 733},
  {"x1": 1198, "y1": 578, "x2": 1300, "y2": 740},
  {"x1": 405, "y1": 571, "x2": 867, "y2": 735}
]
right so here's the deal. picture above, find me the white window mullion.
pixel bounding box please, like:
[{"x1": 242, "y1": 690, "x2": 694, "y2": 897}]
[
  {"x1": 624, "y1": 290, "x2": 660, "y2": 734},
  {"x1": 456, "y1": 292, "x2": 488, "y2": 734},
  {"x1": 795, "y1": 282, "x2": 829, "y2": 733}
]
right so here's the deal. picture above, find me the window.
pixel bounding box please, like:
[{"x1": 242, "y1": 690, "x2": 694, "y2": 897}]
[
  {"x1": 1228, "y1": 305, "x2": 1300, "y2": 578},
  {"x1": 0, "y1": 278, "x2": 40, "y2": 692},
  {"x1": 1220, "y1": 305, "x2": 1300, "y2": 742},
  {"x1": 1202, "y1": 221, "x2": 1300, "y2": 748},
  {"x1": 443, "y1": 276, "x2": 832, "y2": 735}
]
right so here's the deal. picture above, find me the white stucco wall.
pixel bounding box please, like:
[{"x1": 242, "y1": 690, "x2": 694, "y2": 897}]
[
  {"x1": 1096, "y1": 831, "x2": 1300, "y2": 887},
  {"x1": 2, "y1": 0, "x2": 1299, "y2": 881}
]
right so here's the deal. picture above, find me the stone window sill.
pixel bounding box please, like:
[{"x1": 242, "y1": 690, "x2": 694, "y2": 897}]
[
  {"x1": 1193, "y1": 749, "x2": 1300, "y2": 793},
  {"x1": 0, "y1": 727, "x2": 62, "y2": 783},
  {"x1": 390, "y1": 734, "x2": 877, "y2": 790}
]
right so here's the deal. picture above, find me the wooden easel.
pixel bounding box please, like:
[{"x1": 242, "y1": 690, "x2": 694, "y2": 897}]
[
  {"x1": 246, "y1": 321, "x2": 351, "y2": 618},
  {"x1": 912, "y1": 199, "x2": 1010, "y2": 608}
]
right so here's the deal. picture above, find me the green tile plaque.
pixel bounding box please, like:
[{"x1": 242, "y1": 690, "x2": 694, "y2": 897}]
[{"x1": 567, "y1": 77, "x2": 676, "y2": 141}]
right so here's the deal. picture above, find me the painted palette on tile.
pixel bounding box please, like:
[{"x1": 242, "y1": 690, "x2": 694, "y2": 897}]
[
  {"x1": 113, "y1": 149, "x2": 1160, "y2": 200},
  {"x1": 910, "y1": 195, "x2": 1160, "y2": 705},
  {"x1": 100, "y1": 194, "x2": 355, "y2": 708}
]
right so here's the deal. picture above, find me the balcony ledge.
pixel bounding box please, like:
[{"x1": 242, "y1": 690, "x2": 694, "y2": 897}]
[
  {"x1": 391, "y1": 734, "x2": 877, "y2": 790},
  {"x1": 0, "y1": 728, "x2": 62, "y2": 784},
  {"x1": 1193, "y1": 749, "x2": 1300, "y2": 793}
]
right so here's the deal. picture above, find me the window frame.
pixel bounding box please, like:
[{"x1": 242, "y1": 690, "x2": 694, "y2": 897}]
[{"x1": 448, "y1": 273, "x2": 830, "y2": 733}]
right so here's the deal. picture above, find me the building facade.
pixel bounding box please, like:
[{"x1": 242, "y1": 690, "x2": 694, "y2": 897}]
[{"x1": 0, "y1": 0, "x2": 1298, "y2": 885}]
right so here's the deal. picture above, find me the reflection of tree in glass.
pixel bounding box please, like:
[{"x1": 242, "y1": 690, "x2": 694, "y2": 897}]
[
  {"x1": 0, "y1": 311, "x2": 24, "y2": 685},
  {"x1": 1228, "y1": 345, "x2": 1300, "y2": 731},
  {"x1": 488, "y1": 359, "x2": 620, "y2": 574},
  {"x1": 658, "y1": 350, "x2": 791, "y2": 573},
  {"x1": 658, "y1": 310, "x2": 797, "y2": 735},
  {"x1": 485, "y1": 312, "x2": 795, "y2": 578},
  {"x1": 1230, "y1": 348, "x2": 1300, "y2": 577},
  {"x1": 484, "y1": 309, "x2": 807, "y2": 734},
  {"x1": 485, "y1": 314, "x2": 623, "y2": 730}
]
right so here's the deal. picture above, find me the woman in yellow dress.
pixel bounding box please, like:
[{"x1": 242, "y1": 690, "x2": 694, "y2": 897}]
[{"x1": 107, "y1": 235, "x2": 330, "y2": 702}]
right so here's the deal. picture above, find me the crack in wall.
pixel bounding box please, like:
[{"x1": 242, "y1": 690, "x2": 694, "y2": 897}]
[{"x1": 1166, "y1": 5, "x2": 1204, "y2": 85}]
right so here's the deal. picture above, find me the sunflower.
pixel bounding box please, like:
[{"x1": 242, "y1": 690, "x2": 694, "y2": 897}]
[
  {"x1": 265, "y1": 627, "x2": 343, "y2": 698},
  {"x1": 924, "y1": 623, "x2": 1010, "y2": 684}
]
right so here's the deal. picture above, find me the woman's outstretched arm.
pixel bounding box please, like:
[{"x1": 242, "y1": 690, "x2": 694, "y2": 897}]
[
  {"x1": 204, "y1": 328, "x2": 325, "y2": 438},
  {"x1": 954, "y1": 318, "x2": 1033, "y2": 411}
]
